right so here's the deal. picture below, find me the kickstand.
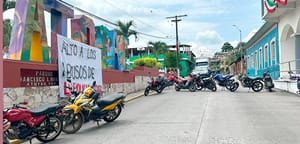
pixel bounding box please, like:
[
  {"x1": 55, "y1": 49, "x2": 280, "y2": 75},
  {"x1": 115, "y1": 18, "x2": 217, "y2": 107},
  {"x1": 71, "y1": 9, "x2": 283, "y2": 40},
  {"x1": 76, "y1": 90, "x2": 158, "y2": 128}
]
[{"x1": 97, "y1": 121, "x2": 101, "y2": 127}]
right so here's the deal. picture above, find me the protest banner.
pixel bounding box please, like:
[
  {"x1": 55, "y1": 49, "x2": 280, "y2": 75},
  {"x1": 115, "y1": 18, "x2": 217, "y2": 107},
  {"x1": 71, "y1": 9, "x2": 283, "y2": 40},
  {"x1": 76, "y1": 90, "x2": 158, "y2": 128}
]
[{"x1": 57, "y1": 34, "x2": 102, "y2": 97}]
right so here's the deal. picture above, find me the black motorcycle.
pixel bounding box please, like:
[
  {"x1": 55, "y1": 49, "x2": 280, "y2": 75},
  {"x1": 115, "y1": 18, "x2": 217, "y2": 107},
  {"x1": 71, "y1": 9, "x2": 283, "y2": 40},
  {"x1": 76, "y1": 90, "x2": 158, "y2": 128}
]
[
  {"x1": 144, "y1": 76, "x2": 166, "y2": 96},
  {"x1": 262, "y1": 72, "x2": 274, "y2": 92},
  {"x1": 238, "y1": 74, "x2": 263, "y2": 92},
  {"x1": 195, "y1": 73, "x2": 217, "y2": 91}
]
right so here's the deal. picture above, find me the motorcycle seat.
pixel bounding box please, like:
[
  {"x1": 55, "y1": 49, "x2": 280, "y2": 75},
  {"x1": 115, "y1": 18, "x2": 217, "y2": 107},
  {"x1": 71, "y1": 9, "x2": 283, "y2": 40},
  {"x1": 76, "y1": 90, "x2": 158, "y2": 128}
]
[
  {"x1": 31, "y1": 103, "x2": 61, "y2": 117},
  {"x1": 96, "y1": 94, "x2": 125, "y2": 109}
]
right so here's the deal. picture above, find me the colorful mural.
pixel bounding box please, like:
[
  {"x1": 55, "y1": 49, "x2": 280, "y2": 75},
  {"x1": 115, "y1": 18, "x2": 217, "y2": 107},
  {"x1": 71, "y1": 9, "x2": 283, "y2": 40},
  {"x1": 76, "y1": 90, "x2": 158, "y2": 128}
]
[
  {"x1": 7, "y1": 0, "x2": 128, "y2": 70},
  {"x1": 95, "y1": 25, "x2": 110, "y2": 69},
  {"x1": 71, "y1": 15, "x2": 95, "y2": 46},
  {"x1": 95, "y1": 26, "x2": 128, "y2": 71},
  {"x1": 116, "y1": 35, "x2": 128, "y2": 71},
  {"x1": 8, "y1": 0, "x2": 28, "y2": 60},
  {"x1": 9, "y1": 0, "x2": 50, "y2": 63},
  {"x1": 108, "y1": 31, "x2": 117, "y2": 69},
  {"x1": 43, "y1": 0, "x2": 74, "y2": 64}
]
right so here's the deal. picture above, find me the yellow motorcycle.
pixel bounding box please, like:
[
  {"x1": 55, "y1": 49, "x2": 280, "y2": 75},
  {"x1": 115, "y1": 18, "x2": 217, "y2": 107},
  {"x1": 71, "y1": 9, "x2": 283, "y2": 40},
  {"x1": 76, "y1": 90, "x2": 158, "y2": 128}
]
[{"x1": 62, "y1": 81, "x2": 125, "y2": 134}]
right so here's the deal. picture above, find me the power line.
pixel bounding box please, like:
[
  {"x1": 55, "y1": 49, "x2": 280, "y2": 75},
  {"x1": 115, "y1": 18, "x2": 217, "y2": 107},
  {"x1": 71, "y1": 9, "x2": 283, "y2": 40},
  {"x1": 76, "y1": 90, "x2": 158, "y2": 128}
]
[
  {"x1": 102, "y1": 0, "x2": 171, "y2": 37},
  {"x1": 58, "y1": 0, "x2": 172, "y2": 39},
  {"x1": 166, "y1": 14, "x2": 188, "y2": 76}
]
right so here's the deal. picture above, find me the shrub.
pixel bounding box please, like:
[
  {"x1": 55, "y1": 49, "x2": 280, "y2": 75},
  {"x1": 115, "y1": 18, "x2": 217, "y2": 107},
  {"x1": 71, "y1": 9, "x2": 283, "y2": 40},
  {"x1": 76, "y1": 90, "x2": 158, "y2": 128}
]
[{"x1": 133, "y1": 58, "x2": 162, "y2": 69}]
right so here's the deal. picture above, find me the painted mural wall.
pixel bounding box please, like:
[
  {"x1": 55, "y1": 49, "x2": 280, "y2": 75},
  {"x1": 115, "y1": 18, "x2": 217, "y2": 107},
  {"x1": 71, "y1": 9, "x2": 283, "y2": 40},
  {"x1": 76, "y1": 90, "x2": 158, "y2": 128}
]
[
  {"x1": 8, "y1": 0, "x2": 50, "y2": 63},
  {"x1": 7, "y1": 0, "x2": 128, "y2": 70}
]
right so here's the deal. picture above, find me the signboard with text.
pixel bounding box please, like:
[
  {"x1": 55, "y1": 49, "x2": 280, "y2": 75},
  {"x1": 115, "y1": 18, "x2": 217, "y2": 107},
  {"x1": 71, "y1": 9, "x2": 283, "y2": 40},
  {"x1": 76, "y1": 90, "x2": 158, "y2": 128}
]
[
  {"x1": 57, "y1": 34, "x2": 102, "y2": 97},
  {"x1": 20, "y1": 69, "x2": 58, "y2": 87}
]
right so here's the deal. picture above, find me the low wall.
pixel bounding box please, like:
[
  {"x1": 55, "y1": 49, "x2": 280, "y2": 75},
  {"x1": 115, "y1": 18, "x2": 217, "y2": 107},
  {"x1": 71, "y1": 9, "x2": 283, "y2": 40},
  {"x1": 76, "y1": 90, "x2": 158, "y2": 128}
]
[
  {"x1": 274, "y1": 79, "x2": 298, "y2": 94},
  {"x1": 3, "y1": 60, "x2": 158, "y2": 108},
  {"x1": 3, "y1": 76, "x2": 150, "y2": 108}
]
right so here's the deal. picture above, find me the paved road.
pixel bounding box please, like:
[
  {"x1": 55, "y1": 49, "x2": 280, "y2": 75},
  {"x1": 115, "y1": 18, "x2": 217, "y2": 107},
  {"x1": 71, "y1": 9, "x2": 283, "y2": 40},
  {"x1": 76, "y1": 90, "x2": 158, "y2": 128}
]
[{"x1": 33, "y1": 87, "x2": 300, "y2": 144}]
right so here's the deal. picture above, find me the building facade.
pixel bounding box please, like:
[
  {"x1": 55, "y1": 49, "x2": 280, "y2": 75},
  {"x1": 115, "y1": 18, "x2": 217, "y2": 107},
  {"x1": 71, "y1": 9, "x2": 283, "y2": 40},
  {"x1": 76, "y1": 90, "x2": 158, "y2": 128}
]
[
  {"x1": 263, "y1": 0, "x2": 300, "y2": 77},
  {"x1": 245, "y1": 22, "x2": 280, "y2": 79}
]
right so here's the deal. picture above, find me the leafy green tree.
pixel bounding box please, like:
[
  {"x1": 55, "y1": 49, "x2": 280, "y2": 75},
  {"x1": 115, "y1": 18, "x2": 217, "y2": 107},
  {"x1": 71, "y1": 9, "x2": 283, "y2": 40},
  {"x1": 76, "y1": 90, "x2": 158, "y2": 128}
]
[
  {"x1": 221, "y1": 42, "x2": 234, "y2": 52},
  {"x1": 148, "y1": 41, "x2": 168, "y2": 59},
  {"x1": 3, "y1": 0, "x2": 15, "y2": 49},
  {"x1": 3, "y1": 19, "x2": 12, "y2": 48},
  {"x1": 165, "y1": 52, "x2": 178, "y2": 68},
  {"x1": 115, "y1": 20, "x2": 138, "y2": 43}
]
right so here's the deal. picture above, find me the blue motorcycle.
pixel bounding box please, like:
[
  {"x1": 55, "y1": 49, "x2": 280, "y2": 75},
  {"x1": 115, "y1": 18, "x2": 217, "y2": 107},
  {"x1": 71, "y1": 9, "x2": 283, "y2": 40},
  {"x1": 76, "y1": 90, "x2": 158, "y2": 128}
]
[{"x1": 213, "y1": 74, "x2": 239, "y2": 92}]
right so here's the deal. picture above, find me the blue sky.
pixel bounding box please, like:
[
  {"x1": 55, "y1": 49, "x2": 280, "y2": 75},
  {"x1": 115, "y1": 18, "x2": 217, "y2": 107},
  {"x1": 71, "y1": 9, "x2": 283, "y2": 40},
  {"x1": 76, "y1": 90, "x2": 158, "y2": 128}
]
[{"x1": 3, "y1": 0, "x2": 265, "y2": 57}]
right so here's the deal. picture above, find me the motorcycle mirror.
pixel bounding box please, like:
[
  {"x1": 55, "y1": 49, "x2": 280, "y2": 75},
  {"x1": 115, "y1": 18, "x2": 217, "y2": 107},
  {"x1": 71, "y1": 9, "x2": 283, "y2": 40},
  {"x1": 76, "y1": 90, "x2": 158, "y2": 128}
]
[{"x1": 92, "y1": 81, "x2": 96, "y2": 87}]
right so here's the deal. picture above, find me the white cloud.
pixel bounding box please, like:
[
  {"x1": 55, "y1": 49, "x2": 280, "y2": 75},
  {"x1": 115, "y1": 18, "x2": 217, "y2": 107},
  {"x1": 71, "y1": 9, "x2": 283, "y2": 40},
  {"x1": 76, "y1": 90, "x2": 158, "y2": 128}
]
[
  {"x1": 195, "y1": 30, "x2": 223, "y2": 45},
  {"x1": 189, "y1": 30, "x2": 225, "y2": 57}
]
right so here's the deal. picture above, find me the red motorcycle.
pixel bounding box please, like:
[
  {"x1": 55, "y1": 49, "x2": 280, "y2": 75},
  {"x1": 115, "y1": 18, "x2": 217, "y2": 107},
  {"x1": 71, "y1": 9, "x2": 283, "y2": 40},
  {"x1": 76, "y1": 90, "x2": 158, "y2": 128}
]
[
  {"x1": 174, "y1": 74, "x2": 197, "y2": 92},
  {"x1": 3, "y1": 101, "x2": 64, "y2": 143}
]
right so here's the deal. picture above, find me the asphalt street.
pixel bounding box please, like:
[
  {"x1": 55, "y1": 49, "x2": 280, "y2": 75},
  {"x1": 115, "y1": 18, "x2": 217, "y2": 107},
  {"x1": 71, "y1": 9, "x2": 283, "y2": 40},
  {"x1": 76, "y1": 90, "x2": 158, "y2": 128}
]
[{"x1": 32, "y1": 87, "x2": 300, "y2": 144}]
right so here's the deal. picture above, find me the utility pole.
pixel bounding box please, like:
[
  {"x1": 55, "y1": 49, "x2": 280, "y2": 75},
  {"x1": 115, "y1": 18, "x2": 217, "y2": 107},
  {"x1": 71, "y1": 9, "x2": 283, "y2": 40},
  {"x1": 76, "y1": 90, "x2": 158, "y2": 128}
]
[
  {"x1": 232, "y1": 25, "x2": 243, "y2": 74},
  {"x1": 166, "y1": 14, "x2": 187, "y2": 77}
]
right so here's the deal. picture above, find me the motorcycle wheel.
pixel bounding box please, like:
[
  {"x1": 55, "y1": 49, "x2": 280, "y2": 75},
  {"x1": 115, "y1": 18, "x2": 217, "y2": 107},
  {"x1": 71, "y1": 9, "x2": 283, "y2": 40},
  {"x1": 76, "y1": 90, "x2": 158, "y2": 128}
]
[
  {"x1": 252, "y1": 81, "x2": 263, "y2": 92},
  {"x1": 196, "y1": 83, "x2": 204, "y2": 91},
  {"x1": 229, "y1": 82, "x2": 239, "y2": 92},
  {"x1": 189, "y1": 84, "x2": 196, "y2": 92},
  {"x1": 62, "y1": 113, "x2": 83, "y2": 134},
  {"x1": 36, "y1": 116, "x2": 62, "y2": 142},
  {"x1": 175, "y1": 85, "x2": 180, "y2": 91},
  {"x1": 104, "y1": 104, "x2": 122, "y2": 122},
  {"x1": 268, "y1": 87, "x2": 273, "y2": 92},
  {"x1": 144, "y1": 87, "x2": 150, "y2": 96},
  {"x1": 209, "y1": 83, "x2": 217, "y2": 92}
]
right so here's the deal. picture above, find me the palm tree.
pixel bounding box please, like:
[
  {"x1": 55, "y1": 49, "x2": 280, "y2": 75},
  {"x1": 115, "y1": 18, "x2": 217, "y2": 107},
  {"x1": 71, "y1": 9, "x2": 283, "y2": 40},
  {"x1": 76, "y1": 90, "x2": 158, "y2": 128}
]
[
  {"x1": 115, "y1": 20, "x2": 138, "y2": 43},
  {"x1": 148, "y1": 41, "x2": 168, "y2": 59},
  {"x1": 115, "y1": 20, "x2": 138, "y2": 70}
]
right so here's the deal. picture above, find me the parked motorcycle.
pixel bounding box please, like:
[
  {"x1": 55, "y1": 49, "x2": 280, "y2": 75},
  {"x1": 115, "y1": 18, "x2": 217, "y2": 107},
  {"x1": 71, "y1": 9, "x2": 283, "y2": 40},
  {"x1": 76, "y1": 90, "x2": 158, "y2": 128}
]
[
  {"x1": 262, "y1": 72, "x2": 274, "y2": 92},
  {"x1": 174, "y1": 74, "x2": 197, "y2": 92},
  {"x1": 195, "y1": 73, "x2": 217, "y2": 91},
  {"x1": 144, "y1": 76, "x2": 167, "y2": 96},
  {"x1": 213, "y1": 74, "x2": 239, "y2": 92},
  {"x1": 3, "y1": 119, "x2": 10, "y2": 144},
  {"x1": 297, "y1": 76, "x2": 300, "y2": 95},
  {"x1": 62, "y1": 81, "x2": 125, "y2": 134},
  {"x1": 3, "y1": 101, "x2": 63, "y2": 143},
  {"x1": 238, "y1": 74, "x2": 263, "y2": 92}
]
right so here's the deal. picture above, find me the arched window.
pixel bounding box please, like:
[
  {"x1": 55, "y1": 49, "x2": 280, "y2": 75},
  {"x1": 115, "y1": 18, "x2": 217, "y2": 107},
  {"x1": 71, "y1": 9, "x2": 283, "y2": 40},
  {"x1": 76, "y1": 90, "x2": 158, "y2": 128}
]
[
  {"x1": 255, "y1": 51, "x2": 258, "y2": 70},
  {"x1": 264, "y1": 44, "x2": 268, "y2": 66},
  {"x1": 259, "y1": 48, "x2": 262, "y2": 68},
  {"x1": 271, "y1": 40, "x2": 276, "y2": 61}
]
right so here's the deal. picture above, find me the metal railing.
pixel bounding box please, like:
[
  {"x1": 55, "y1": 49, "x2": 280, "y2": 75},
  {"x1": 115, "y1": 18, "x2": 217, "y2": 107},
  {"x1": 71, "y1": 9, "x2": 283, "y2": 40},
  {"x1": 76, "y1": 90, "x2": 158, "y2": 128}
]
[{"x1": 276, "y1": 59, "x2": 300, "y2": 80}]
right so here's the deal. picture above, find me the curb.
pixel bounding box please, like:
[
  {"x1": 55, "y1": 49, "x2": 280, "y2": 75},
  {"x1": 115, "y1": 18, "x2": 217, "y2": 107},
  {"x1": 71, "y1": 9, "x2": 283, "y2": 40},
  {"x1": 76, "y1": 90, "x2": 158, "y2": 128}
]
[
  {"x1": 125, "y1": 93, "x2": 144, "y2": 102},
  {"x1": 125, "y1": 91, "x2": 156, "y2": 102}
]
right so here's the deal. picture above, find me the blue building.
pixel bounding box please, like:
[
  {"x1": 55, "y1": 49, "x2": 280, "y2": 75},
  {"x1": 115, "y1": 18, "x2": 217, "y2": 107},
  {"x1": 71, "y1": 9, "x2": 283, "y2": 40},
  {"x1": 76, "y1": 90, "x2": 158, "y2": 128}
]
[{"x1": 245, "y1": 22, "x2": 280, "y2": 79}]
